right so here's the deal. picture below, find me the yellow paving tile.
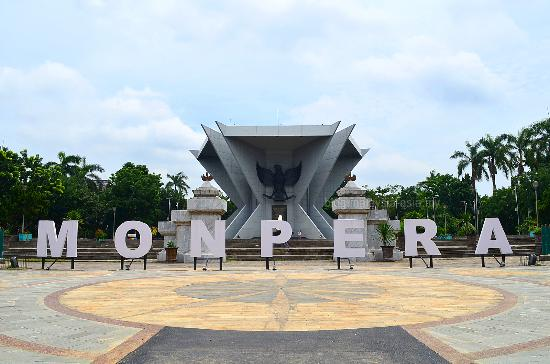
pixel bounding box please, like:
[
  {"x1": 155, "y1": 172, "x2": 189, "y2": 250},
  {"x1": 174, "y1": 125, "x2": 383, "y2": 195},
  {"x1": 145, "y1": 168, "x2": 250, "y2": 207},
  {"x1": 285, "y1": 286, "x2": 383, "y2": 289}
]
[{"x1": 60, "y1": 271, "x2": 503, "y2": 331}]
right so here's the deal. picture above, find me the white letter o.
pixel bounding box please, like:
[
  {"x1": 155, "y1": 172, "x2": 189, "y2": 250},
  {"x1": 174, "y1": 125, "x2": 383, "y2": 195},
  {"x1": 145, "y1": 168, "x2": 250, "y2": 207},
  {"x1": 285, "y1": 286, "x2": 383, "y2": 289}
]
[{"x1": 114, "y1": 221, "x2": 152, "y2": 259}]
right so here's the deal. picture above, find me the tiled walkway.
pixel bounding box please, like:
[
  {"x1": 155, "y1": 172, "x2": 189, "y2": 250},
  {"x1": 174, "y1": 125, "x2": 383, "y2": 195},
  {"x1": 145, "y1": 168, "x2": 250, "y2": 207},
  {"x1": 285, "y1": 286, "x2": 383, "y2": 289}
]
[{"x1": 0, "y1": 259, "x2": 548, "y2": 363}]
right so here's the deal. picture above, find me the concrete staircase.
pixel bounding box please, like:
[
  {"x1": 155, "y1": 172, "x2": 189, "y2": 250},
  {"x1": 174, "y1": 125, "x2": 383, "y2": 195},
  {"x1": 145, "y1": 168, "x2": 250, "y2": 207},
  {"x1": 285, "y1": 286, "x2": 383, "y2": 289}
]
[
  {"x1": 397, "y1": 235, "x2": 540, "y2": 257},
  {"x1": 226, "y1": 239, "x2": 334, "y2": 261},
  {"x1": 3, "y1": 238, "x2": 164, "y2": 260},
  {"x1": 2, "y1": 235, "x2": 540, "y2": 261}
]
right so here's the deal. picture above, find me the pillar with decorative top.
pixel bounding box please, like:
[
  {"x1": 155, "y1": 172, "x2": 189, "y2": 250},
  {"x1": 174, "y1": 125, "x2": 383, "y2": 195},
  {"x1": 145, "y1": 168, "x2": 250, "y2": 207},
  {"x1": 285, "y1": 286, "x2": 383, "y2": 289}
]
[
  {"x1": 157, "y1": 172, "x2": 227, "y2": 262},
  {"x1": 332, "y1": 173, "x2": 402, "y2": 261}
]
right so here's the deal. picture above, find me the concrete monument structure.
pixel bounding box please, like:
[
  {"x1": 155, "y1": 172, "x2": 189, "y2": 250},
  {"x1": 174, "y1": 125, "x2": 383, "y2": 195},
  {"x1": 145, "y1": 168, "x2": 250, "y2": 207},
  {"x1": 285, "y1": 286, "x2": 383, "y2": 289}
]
[
  {"x1": 332, "y1": 176, "x2": 403, "y2": 261},
  {"x1": 157, "y1": 175, "x2": 227, "y2": 262},
  {"x1": 191, "y1": 122, "x2": 368, "y2": 239}
]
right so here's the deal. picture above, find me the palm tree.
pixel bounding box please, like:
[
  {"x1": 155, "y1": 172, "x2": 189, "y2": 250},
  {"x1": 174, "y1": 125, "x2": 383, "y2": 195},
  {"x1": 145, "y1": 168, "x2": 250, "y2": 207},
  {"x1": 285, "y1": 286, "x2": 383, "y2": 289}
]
[
  {"x1": 526, "y1": 118, "x2": 550, "y2": 170},
  {"x1": 78, "y1": 157, "x2": 104, "y2": 187},
  {"x1": 450, "y1": 141, "x2": 487, "y2": 195},
  {"x1": 166, "y1": 172, "x2": 190, "y2": 199},
  {"x1": 54, "y1": 152, "x2": 82, "y2": 177},
  {"x1": 503, "y1": 128, "x2": 531, "y2": 177},
  {"x1": 478, "y1": 134, "x2": 510, "y2": 193}
]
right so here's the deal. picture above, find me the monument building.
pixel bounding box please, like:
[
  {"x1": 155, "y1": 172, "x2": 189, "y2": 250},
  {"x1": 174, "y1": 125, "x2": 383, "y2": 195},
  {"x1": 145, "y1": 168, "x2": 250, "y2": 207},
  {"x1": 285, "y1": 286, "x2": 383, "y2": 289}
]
[{"x1": 190, "y1": 121, "x2": 368, "y2": 239}]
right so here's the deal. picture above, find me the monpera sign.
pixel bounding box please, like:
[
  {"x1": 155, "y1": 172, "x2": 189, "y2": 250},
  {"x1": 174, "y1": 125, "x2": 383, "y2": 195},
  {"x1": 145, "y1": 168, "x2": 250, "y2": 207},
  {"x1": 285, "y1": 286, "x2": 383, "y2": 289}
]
[{"x1": 36, "y1": 218, "x2": 514, "y2": 261}]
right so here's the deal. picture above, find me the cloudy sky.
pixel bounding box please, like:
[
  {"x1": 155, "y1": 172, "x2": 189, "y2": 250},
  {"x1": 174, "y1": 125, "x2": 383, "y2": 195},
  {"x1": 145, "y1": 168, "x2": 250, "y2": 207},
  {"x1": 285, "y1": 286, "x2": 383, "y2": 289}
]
[{"x1": 1, "y1": 1, "x2": 549, "y2": 195}]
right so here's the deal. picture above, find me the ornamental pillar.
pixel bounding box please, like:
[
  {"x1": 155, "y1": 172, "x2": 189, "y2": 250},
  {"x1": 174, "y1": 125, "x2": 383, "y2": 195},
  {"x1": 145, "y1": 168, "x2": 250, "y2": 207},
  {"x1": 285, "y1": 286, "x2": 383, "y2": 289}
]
[
  {"x1": 332, "y1": 177, "x2": 370, "y2": 261},
  {"x1": 157, "y1": 173, "x2": 226, "y2": 263},
  {"x1": 332, "y1": 174, "x2": 402, "y2": 261}
]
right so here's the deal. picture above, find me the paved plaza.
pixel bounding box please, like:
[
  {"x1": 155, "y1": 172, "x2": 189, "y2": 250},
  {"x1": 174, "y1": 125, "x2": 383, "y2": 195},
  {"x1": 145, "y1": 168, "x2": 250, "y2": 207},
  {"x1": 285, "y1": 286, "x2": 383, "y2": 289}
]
[{"x1": 1, "y1": 258, "x2": 549, "y2": 363}]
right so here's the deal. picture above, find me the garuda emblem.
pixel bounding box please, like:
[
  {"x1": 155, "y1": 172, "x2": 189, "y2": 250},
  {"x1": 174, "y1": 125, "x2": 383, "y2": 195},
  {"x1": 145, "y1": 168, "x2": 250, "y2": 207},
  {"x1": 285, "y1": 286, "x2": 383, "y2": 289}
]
[{"x1": 256, "y1": 162, "x2": 302, "y2": 201}]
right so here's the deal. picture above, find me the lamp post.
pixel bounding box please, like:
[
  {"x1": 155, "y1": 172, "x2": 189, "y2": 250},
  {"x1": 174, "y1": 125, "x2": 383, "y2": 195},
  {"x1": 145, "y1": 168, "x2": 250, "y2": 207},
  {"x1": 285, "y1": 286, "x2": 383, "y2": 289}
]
[
  {"x1": 514, "y1": 185, "x2": 520, "y2": 229},
  {"x1": 112, "y1": 207, "x2": 116, "y2": 239},
  {"x1": 395, "y1": 200, "x2": 399, "y2": 220},
  {"x1": 474, "y1": 194, "x2": 479, "y2": 234},
  {"x1": 432, "y1": 195, "x2": 439, "y2": 221},
  {"x1": 167, "y1": 198, "x2": 171, "y2": 221},
  {"x1": 533, "y1": 181, "x2": 539, "y2": 227},
  {"x1": 425, "y1": 198, "x2": 429, "y2": 218},
  {"x1": 461, "y1": 201, "x2": 467, "y2": 215}
]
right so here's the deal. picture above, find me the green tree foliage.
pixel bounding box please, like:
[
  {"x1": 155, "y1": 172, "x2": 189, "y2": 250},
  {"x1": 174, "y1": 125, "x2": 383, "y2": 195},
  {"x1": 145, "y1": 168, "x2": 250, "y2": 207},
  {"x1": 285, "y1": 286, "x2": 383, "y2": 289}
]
[
  {"x1": 104, "y1": 163, "x2": 163, "y2": 227},
  {"x1": 0, "y1": 148, "x2": 21, "y2": 229},
  {"x1": 479, "y1": 188, "x2": 516, "y2": 234},
  {"x1": 503, "y1": 128, "x2": 531, "y2": 177},
  {"x1": 48, "y1": 153, "x2": 106, "y2": 237},
  {"x1": 0, "y1": 147, "x2": 192, "y2": 236},
  {"x1": 478, "y1": 134, "x2": 510, "y2": 193},
  {"x1": 364, "y1": 172, "x2": 474, "y2": 235},
  {"x1": 418, "y1": 172, "x2": 474, "y2": 218},
  {"x1": 450, "y1": 141, "x2": 487, "y2": 195},
  {"x1": 220, "y1": 194, "x2": 237, "y2": 220},
  {"x1": 448, "y1": 117, "x2": 550, "y2": 233},
  {"x1": 5, "y1": 150, "x2": 65, "y2": 233},
  {"x1": 526, "y1": 118, "x2": 550, "y2": 169},
  {"x1": 164, "y1": 171, "x2": 190, "y2": 210},
  {"x1": 514, "y1": 165, "x2": 550, "y2": 227}
]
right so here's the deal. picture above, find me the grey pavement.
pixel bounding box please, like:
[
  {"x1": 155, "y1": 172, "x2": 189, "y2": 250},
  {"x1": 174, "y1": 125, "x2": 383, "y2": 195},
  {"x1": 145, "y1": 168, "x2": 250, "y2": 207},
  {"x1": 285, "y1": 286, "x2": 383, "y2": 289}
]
[{"x1": 120, "y1": 326, "x2": 447, "y2": 364}]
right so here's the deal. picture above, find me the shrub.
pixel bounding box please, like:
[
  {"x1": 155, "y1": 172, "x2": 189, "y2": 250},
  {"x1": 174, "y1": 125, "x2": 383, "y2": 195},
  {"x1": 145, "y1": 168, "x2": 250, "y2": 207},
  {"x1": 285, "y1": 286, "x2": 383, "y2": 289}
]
[{"x1": 95, "y1": 228, "x2": 108, "y2": 240}]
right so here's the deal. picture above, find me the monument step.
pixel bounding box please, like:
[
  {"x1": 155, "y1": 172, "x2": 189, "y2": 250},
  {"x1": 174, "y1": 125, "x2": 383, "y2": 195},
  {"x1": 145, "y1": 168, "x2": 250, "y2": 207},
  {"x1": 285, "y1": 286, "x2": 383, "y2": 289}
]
[
  {"x1": 226, "y1": 239, "x2": 334, "y2": 248},
  {"x1": 226, "y1": 248, "x2": 334, "y2": 256},
  {"x1": 227, "y1": 255, "x2": 333, "y2": 261},
  {"x1": 4, "y1": 239, "x2": 164, "y2": 249},
  {"x1": 3, "y1": 237, "x2": 540, "y2": 260}
]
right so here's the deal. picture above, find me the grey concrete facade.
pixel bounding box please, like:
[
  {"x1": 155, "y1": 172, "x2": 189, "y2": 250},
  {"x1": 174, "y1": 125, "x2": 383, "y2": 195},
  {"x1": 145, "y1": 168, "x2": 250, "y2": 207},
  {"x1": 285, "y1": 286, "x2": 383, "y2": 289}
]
[{"x1": 191, "y1": 122, "x2": 368, "y2": 239}]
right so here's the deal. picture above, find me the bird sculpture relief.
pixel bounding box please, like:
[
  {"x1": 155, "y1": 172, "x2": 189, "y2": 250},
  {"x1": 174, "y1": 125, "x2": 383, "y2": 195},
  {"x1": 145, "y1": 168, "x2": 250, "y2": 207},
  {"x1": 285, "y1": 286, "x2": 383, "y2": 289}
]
[{"x1": 256, "y1": 162, "x2": 302, "y2": 201}]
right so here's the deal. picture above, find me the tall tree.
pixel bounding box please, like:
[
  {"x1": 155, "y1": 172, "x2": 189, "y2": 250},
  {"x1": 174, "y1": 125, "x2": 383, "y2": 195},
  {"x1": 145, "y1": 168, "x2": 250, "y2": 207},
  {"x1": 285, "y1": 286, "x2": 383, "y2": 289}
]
[
  {"x1": 166, "y1": 172, "x2": 190, "y2": 198},
  {"x1": 49, "y1": 151, "x2": 82, "y2": 177},
  {"x1": 78, "y1": 157, "x2": 105, "y2": 188},
  {"x1": 479, "y1": 134, "x2": 510, "y2": 193},
  {"x1": 526, "y1": 118, "x2": 550, "y2": 170},
  {"x1": 105, "y1": 162, "x2": 163, "y2": 226},
  {"x1": 504, "y1": 128, "x2": 531, "y2": 177},
  {"x1": 0, "y1": 148, "x2": 21, "y2": 229},
  {"x1": 417, "y1": 172, "x2": 474, "y2": 218},
  {"x1": 450, "y1": 141, "x2": 487, "y2": 195},
  {"x1": 49, "y1": 155, "x2": 105, "y2": 237},
  {"x1": 16, "y1": 150, "x2": 64, "y2": 233}
]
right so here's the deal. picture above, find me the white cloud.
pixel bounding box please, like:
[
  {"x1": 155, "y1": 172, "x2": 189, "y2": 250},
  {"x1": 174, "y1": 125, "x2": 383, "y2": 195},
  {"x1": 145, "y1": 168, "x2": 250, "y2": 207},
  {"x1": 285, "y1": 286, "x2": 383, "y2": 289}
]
[
  {"x1": 2, "y1": 1, "x2": 549, "y2": 196},
  {"x1": 0, "y1": 62, "x2": 205, "y2": 186}
]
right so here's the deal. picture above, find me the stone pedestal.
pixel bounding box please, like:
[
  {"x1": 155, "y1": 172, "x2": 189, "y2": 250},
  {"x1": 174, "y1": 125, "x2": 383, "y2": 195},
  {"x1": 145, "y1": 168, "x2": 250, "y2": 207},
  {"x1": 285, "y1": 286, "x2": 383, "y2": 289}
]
[
  {"x1": 332, "y1": 180, "x2": 370, "y2": 262},
  {"x1": 332, "y1": 179, "x2": 402, "y2": 262},
  {"x1": 157, "y1": 220, "x2": 176, "y2": 261},
  {"x1": 157, "y1": 180, "x2": 227, "y2": 263}
]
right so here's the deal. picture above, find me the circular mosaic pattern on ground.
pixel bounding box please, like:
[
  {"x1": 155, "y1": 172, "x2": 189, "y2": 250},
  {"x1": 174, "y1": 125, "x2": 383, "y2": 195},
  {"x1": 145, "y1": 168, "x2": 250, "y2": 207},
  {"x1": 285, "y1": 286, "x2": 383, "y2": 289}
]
[{"x1": 60, "y1": 271, "x2": 503, "y2": 331}]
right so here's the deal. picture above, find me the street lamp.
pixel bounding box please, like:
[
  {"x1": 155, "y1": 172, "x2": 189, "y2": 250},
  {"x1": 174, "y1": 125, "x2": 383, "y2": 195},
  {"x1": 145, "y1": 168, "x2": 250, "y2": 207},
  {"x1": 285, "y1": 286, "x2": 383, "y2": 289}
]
[
  {"x1": 395, "y1": 200, "x2": 399, "y2": 220},
  {"x1": 167, "y1": 198, "x2": 171, "y2": 221},
  {"x1": 461, "y1": 201, "x2": 467, "y2": 215},
  {"x1": 112, "y1": 207, "x2": 116, "y2": 239},
  {"x1": 533, "y1": 181, "x2": 539, "y2": 227},
  {"x1": 425, "y1": 198, "x2": 429, "y2": 218},
  {"x1": 473, "y1": 194, "x2": 479, "y2": 234},
  {"x1": 514, "y1": 185, "x2": 520, "y2": 229},
  {"x1": 432, "y1": 195, "x2": 439, "y2": 221}
]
